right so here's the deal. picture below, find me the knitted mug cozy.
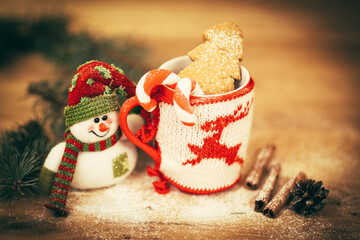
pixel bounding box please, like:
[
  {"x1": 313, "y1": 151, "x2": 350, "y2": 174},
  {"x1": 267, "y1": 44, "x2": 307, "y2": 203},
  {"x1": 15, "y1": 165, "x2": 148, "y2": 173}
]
[
  {"x1": 120, "y1": 57, "x2": 254, "y2": 194},
  {"x1": 45, "y1": 60, "x2": 136, "y2": 217}
]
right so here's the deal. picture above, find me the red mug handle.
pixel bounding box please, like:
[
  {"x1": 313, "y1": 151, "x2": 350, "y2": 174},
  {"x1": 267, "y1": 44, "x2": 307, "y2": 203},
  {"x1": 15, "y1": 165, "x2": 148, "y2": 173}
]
[
  {"x1": 119, "y1": 96, "x2": 169, "y2": 194},
  {"x1": 119, "y1": 96, "x2": 160, "y2": 163}
]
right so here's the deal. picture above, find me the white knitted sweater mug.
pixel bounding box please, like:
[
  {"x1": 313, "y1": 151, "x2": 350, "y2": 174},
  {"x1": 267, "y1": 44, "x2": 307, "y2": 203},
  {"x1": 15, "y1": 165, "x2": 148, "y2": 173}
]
[{"x1": 120, "y1": 56, "x2": 254, "y2": 194}]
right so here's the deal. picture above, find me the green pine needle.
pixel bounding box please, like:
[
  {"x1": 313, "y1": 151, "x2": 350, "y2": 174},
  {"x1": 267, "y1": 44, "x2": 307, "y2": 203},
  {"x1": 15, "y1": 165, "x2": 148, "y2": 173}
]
[
  {"x1": 28, "y1": 79, "x2": 68, "y2": 108},
  {"x1": 0, "y1": 120, "x2": 52, "y2": 204},
  {"x1": 28, "y1": 79, "x2": 68, "y2": 140},
  {"x1": 0, "y1": 149, "x2": 41, "y2": 204}
]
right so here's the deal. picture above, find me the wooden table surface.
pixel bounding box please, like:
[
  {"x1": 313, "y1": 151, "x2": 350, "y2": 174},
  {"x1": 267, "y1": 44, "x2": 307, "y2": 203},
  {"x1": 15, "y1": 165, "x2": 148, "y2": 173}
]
[{"x1": 0, "y1": 0, "x2": 359, "y2": 239}]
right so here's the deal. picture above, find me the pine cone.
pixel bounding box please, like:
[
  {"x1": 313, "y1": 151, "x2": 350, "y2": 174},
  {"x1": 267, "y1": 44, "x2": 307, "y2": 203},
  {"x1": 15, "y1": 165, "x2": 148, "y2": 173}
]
[{"x1": 290, "y1": 179, "x2": 329, "y2": 215}]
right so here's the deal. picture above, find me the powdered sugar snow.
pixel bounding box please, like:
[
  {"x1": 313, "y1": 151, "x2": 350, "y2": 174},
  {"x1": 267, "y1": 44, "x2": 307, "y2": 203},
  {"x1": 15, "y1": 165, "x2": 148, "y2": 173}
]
[{"x1": 69, "y1": 170, "x2": 260, "y2": 224}]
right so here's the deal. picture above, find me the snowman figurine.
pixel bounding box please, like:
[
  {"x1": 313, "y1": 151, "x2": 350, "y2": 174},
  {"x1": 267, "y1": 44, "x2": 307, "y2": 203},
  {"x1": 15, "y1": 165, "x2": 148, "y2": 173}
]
[{"x1": 38, "y1": 60, "x2": 143, "y2": 217}]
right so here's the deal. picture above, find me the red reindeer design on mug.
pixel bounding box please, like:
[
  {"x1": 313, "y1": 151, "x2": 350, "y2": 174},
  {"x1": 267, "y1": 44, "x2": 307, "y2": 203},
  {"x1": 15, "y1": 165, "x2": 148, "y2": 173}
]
[
  {"x1": 184, "y1": 102, "x2": 252, "y2": 166},
  {"x1": 120, "y1": 56, "x2": 254, "y2": 194}
]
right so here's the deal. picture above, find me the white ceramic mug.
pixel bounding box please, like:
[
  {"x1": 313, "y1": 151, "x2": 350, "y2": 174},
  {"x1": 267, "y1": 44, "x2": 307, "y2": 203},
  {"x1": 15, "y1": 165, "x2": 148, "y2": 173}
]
[{"x1": 120, "y1": 56, "x2": 254, "y2": 194}]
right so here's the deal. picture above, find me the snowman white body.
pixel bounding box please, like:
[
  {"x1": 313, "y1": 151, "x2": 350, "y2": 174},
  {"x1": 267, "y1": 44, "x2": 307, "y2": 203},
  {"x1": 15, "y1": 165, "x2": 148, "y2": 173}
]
[{"x1": 42, "y1": 111, "x2": 143, "y2": 190}]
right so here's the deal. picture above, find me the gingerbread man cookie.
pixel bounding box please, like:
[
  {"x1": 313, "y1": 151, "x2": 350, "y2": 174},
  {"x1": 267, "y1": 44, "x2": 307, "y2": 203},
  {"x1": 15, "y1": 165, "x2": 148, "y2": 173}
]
[{"x1": 178, "y1": 22, "x2": 244, "y2": 95}]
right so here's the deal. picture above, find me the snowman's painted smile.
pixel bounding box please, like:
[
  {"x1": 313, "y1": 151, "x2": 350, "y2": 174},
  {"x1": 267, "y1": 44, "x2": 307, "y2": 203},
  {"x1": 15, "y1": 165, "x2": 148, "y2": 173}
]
[{"x1": 89, "y1": 129, "x2": 110, "y2": 138}]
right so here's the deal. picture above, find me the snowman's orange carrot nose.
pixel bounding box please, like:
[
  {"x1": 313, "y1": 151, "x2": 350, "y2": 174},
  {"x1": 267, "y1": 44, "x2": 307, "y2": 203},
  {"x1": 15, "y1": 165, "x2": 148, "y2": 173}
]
[{"x1": 99, "y1": 123, "x2": 109, "y2": 132}]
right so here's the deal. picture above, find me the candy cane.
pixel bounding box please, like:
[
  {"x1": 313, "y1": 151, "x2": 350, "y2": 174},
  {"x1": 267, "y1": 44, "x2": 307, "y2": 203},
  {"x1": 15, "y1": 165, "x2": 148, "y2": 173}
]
[
  {"x1": 136, "y1": 69, "x2": 203, "y2": 126},
  {"x1": 136, "y1": 69, "x2": 181, "y2": 112},
  {"x1": 173, "y1": 78, "x2": 203, "y2": 126}
]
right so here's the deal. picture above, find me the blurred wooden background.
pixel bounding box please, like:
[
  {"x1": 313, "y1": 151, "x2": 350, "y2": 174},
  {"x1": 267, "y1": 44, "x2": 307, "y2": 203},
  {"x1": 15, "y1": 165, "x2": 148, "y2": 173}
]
[{"x1": 0, "y1": 0, "x2": 359, "y2": 239}]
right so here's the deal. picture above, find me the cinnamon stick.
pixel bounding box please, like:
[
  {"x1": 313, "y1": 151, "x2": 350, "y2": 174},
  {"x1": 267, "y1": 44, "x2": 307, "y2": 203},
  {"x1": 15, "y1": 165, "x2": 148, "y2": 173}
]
[
  {"x1": 245, "y1": 144, "x2": 276, "y2": 189},
  {"x1": 254, "y1": 163, "x2": 281, "y2": 212},
  {"x1": 263, "y1": 171, "x2": 306, "y2": 218}
]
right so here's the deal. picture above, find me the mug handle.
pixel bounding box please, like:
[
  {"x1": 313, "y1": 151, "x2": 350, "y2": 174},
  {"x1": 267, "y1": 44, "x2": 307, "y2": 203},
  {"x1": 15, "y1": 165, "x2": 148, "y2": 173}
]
[
  {"x1": 119, "y1": 96, "x2": 160, "y2": 162},
  {"x1": 119, "y1": 96, "x2": 169, "y2": 194}
]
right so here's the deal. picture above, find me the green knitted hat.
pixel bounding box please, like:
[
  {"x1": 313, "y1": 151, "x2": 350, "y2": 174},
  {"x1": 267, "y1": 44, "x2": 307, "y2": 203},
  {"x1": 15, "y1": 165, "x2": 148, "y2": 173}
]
[{"x1": 64, "y1": 60, "x2": 136, "y2": 127}]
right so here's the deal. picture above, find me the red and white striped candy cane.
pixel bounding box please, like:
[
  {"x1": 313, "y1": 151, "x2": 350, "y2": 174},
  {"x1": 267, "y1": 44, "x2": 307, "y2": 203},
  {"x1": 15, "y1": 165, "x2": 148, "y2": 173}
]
[
  {"x1": 173, "y1": 78, "x2": 203, "y2": 126},
  {"x1": 136, "y1": 69, "x2": 181, "y2": 112},
  {"x1": 136, "y1": 69, "x2": 203, "y2": 126}
]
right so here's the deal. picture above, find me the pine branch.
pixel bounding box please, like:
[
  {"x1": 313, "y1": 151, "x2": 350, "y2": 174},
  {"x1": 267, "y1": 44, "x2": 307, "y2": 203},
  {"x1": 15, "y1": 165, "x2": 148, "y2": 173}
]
[
  {"x1": 0, "y1": 149, "x2": 41, "y2": 204},
  {"x1": 0, "y1": 14, "x2": 71, "y2": 66},
  {"x1": 28, "y1": 79, "x2": 68, "y2": 108},
  {"x1": 0, "y1": 120, "x2": 52, "y2": 203},
  {"x1": 27, "y1": 79, "x2": 68, "y2": 140},
  {"x1": 50, "y1": 31, "x2": 149, "y2": 81},
  {"x1": 0, "y1": 14, "x2": 150, "y2": 81},
  {"x1": 0, "y1": 119, "x2": 51, "y2": 155}
]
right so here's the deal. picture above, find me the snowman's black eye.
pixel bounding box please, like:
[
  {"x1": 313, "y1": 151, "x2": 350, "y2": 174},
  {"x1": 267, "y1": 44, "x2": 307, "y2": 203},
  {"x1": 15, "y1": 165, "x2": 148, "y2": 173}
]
[
  {"x1": 94, "y1": 118, "x2": 100, "y2": 123},
  {"x1": 102, "y1": 115, "x2": 108, "y2": 121}
]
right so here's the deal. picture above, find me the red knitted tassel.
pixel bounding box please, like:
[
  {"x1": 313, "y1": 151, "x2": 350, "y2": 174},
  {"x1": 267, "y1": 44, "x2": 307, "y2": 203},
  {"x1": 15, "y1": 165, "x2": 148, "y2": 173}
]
[
  {"x1": 146, "y1": 166, "x2": 169, "y2": 194},
  {"x1": 135, "y1": 108, "x2": 159, "y2": 143},
  {"x1": 146, "y1": 166, "x2": 159, "y2": 177},
  {"x1": 153, "y1": 181, "x2": 170, "y2": 194}
]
